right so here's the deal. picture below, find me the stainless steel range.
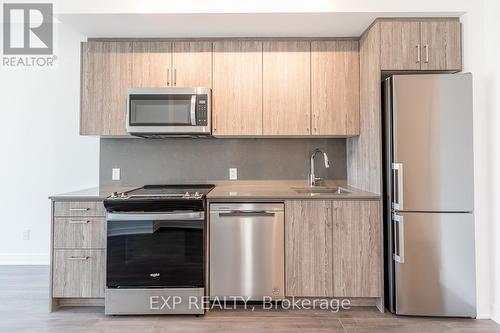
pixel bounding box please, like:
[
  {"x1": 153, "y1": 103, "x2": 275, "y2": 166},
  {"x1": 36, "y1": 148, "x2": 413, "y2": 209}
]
[{"x1": 103, "y1": 184, "x2": 214, "y2": 315}]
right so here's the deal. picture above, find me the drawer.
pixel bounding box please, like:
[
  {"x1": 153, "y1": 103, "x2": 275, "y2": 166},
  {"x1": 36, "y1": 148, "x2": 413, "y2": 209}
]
[
  {"x1": 54, "y1": 201, "x2": 105, "y2": 217},
  {"x1": 53, "y1": 249, "x2": 105, "y2": 298},
  {"x1": 53, "y1": 217, "x2": 106, "y2": 249}
]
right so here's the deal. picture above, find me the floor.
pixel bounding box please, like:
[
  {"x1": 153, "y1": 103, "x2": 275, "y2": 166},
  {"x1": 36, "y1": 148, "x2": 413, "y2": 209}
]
[{"x1": 1, "y1": 266, "x2": 499, "y2": 333}]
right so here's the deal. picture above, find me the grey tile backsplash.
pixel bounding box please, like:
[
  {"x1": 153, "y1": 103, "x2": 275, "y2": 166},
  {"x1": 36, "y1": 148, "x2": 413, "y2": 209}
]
[{"x1": 99, "y1": 138, "x2": 347, "y2": 186}]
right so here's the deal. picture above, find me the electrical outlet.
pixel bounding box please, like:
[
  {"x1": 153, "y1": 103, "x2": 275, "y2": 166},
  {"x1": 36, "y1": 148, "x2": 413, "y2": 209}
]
[
  {"x1": 229, "y1": 168, "x2": 238, "y2": 180},
  {"x1": 112, "y1": 168, "x2": 121, "y2": 181},
  {"x1": 22, "y1": 229, "x2": 30, "y2": 241}
]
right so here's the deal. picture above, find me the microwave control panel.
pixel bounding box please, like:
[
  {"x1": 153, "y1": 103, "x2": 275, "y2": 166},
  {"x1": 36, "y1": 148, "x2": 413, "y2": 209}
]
[{"x1": 196, "y1": 96, "x2": 208, "y2": 126}]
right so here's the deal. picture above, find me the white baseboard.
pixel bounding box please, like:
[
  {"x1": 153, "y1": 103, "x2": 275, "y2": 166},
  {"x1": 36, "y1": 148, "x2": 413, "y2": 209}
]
[
  {"x1": 492, "y1": 303, "x2": 500, "y2": 324},
  {"x1": 476, "y1": 313, "x2": 491, "y2": 320},
  {"x1": 0, "y1": 253, "x2": 49, "y2": 265}
]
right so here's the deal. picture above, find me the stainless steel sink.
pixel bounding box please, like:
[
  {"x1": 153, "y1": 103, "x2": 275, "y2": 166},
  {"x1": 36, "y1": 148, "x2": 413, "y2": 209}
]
[{"x1": 292, "y1": 186, "x2": 351, "y2": 194}]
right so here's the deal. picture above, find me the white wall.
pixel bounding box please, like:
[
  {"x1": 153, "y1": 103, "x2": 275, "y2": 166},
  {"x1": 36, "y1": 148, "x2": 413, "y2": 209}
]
[
  {"x1": 0, "y1": 23, "x2": 99, "y2": 264},
  {"x1": 484, "y1": 0, "x2": 500, "y2": 324}
]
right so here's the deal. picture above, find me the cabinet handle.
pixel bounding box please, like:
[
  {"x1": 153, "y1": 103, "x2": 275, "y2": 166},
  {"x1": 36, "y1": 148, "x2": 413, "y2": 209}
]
[
  {"x1": 174, "y1": 68, "x2": 177, "y2": 86},
  {"x1": 424, "y1": 44, "x2": 429, "y2": 63},
  {"x1": 313, "y1": 114, "x2": 317, "y2": 133},
  {"x1": 69, "y1": 208, "x2": 89, "y2": 212},
  {"x1": 167, "y1": 68, "x2": 170, "y2": 86},
  {"x1": 213, "y1": 114, "x2": 217, "y2": 132},
  {"x1": 69, "y1": 220, "x2": 90, "y2": 224},
  {"x1": 416, "y1": 44, "x2": 421, "y2": 63},
  {"x1": 67, "y1": 256, "x2": 90, "y2": 261}
]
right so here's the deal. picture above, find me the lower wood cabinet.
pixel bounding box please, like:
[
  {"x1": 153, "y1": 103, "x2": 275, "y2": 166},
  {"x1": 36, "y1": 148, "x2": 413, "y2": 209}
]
[
  {"x1": 50, "y1": 199, "x2": 106, "y2": 310},
  {"x1": 53, "y1": 249, "x2": 106, "y2": 298},
  {"x1": 285, "y1": 199, "x2": 382, "y2": 298}
]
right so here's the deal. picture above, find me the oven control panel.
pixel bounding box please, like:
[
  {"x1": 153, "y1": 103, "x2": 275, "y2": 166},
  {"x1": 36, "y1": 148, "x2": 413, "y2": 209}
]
[{"x1": 196, "y1": 95, "x2": 208, "y2": 126}]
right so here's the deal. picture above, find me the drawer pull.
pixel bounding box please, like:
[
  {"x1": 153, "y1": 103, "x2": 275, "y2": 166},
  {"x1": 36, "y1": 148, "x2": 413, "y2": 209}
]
[
  {"x1": 68, "y1": 220, "x2": 90, "y2": 224},
  {"x1": 69, "y1": 208, "x2": 90, "y2": 212},
  {"x1": 67, "y1": 256, "x2": 90, "y2": 261}
]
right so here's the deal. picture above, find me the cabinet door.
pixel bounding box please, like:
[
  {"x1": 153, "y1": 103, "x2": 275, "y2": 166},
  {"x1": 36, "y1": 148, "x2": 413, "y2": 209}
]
[
  {"x1": 380, "y1": 21, "x2": 421, "y2": 70},
  {"x1": 81, "y1": 41, "x2": 132, "y2": 135},
  {"x1": 53, "y1": 249, "x2": 105, "y2": 297},
  {"x1": 212, "y1": 41, "x2": 263, "y2": 136},
  {"x1": 263, "y1": 41, "x2": 311, "y2": 135},
  {"x1": 131, "y1": 42, "x2": 171, "y2": 88},
  {"x1": 285, "y1": 200, "x2": 333, "y2": 297},
  {"x1": 311, "y1": 41, "x2": 359, "y2": 136},
  {"x1": 172, "y1": 41, "x2": 212, "y2": 87},
  {"x1": 420, "y1": 21, "x2": 462, "y2": 71},
  {"x1": 331, "y1": 200, "x2": 382, "y2": 297}
]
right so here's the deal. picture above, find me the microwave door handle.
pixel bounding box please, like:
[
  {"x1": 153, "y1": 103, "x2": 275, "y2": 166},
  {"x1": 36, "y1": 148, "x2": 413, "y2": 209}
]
[{"x1": 190, "y1": 95, "x2": 197, "y2": 126}]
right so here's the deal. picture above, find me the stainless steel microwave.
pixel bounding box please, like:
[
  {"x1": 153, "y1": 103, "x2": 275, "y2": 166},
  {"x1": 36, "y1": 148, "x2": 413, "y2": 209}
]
[{"x1": 126, "y1": 87, "x2": 211, "y2": 138}]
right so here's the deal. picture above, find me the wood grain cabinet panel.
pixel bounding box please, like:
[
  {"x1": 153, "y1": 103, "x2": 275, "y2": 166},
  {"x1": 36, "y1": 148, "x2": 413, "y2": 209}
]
[
  {"x1": 420, "y1": 21, "x2": 462, "y2": 71},
  {"x1": 380, "y1": 21, "x2": 421, "y2": 70},
  {"x1": 285, "y1": 200, "x2": 333, "y2": 297},
  {"x1": 172, "y1": 41, "x2": 212, "y2": 87},
  {"x1": 212, "y1": 41, "x2": 263, "y2": 136},
  {"x1": 311, "y1": 41, "x2": 360, "y2": 136},
  {"x1": 263, "y1": 41, "x2": 311, "y2": 136},
  {"x1": 132, "y1": 42, "x2": 172, "y2": 88},
  {"x1": 331, "y1": 200, "x2": 382, "y2": 297},
  {"x1": 53, "y1": 249, "x2": 105, "y2": 298},
  {"x1": 53, "y1": 217, "x2": 106, "y2": 249},
  {"x1": 80, "y1": 41, "x2": 132, "y2": 136},
  {"x1": 53, "y1": 201, "x2": 106, "y2": 217}
]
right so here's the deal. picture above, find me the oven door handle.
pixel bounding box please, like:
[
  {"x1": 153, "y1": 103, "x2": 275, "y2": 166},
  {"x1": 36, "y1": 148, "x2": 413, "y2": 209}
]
[
  {"x1": 107, "y1": 211, "x2": 204, "y2": 221},
  {"x1": 190, "y1": 95, "x2": 197, "y2": 126}
]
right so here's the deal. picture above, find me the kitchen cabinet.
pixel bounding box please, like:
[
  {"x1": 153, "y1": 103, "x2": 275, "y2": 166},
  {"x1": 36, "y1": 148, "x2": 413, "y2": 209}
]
[
  {"x1": 212, "y1": 40, "x2": 263, "y2": 136},
  {"x1": 380, "y1": 19, "x2": 461, "y2": 71},
  {"x1": 420, "y1": 21, "x2": 461, "y2": 71},
  {"x1": 80, "y1": 41, "x2": 132, "y2": 136},
  {"x1": 285, "y1": 199, "x2": 382, "y2": 298},
  {"x1": 132, "y1": 41, "x2": 212, "y2": 88},
  {"x1": 50, "y1": 199, "x2": 106, "y2": 310},
  {"x1": 331, "y1": 200, "x2": 382, "y2": 297},
  {"x1": 263, "y1": 41, "x2": 311, "y2": 136},
  {"x1": 311, "y1": 41, "x2": 360, "y2": 136},
  {"x1": 172, "y1": 41, "x2": 212, "y2": 87},
  {"x1": 380, "y1": 21, "x2": 421, "y2": 71},
  {"x1": 131, "y1": 42, "x2": 171, "y2": 88},
  {"x1": 285, "y1": 200, "x2": 333, "y2": 297}
]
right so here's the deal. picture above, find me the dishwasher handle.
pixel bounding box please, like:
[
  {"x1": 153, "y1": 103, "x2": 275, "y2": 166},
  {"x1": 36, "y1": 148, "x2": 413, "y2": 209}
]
[{"x1": 217, "y1": 211, "x2": 276, "y2": 217}]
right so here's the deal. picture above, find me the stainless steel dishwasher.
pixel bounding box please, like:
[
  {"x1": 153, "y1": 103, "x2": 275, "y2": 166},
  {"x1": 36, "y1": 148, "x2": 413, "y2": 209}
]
[{"x1": 209, "y1": 203, "x2": 284, "y2": 300}]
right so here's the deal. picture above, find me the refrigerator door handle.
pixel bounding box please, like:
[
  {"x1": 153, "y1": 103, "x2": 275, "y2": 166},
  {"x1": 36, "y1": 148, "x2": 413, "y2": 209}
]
[
  {"x1": 392, "y1": 163, "x2": 404, "y2": 210},
  {"x1": 393, "y1": 214, "x2": 405, "y2": 263}
]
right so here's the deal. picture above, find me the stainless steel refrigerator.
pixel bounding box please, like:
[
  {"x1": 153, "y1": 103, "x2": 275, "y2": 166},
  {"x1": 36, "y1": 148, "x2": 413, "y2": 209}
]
[{"x1": 383, "y1": 74, "x2": 476, "y2": 317}]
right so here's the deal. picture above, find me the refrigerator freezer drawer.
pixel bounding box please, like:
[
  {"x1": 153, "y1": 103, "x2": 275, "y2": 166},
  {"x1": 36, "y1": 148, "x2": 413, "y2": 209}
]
[{"x1": 394, "y1": 212, "x2": 476, "y2": 317}]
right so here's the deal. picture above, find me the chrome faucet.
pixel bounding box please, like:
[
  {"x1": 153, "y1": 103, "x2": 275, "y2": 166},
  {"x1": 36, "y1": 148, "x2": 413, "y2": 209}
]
[{"x1": 309, "y1": 148, "x2": 330, "y2": 186}]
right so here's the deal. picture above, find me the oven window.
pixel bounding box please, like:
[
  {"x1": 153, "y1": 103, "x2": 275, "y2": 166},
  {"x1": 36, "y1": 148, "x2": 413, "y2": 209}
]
[
  {"x1": 129, "y1": 94, "x2": 193, "y2": 126},
  {"x1": 107, "y1": 219, "x2": 204, "y2": 288}
]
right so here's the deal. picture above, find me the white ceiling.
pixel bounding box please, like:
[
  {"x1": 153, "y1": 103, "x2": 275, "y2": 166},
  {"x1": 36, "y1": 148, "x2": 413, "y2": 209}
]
[{"x1": 56, "y1": 12, "x2": 462, "y2": 38}]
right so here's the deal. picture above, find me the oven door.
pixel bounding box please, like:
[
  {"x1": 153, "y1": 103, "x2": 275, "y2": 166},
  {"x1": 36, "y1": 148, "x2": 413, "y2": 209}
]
[
  {"x1": 106, "y1": 211, "x2": 205, "y2": 288},
  {"x1": 126, "y1": 88, "x2": 211, "y2": 135}
]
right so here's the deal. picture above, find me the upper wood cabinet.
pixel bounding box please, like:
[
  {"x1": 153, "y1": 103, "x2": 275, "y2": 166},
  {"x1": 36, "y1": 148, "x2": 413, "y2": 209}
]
[
  {"x1": 285, "y1": 199, "x2": 382, "y2": 298},
  {"x1": 131, "y1": 41, "x2": 212, "y2": 88},
  {"x1": 380, "y1": 19, "x2": 462, "y2": 71},
  {"x1": 420, "y1": 21, "x2": 461, "y2": 71},
  {"x1": 380, "y1": 21, "x2": 421, "y2": 70},
  {"x1": 172, "y1": 41, "x2": 212, "y2": 87},
  {"x1": 212, "y1": 41, "x2": 263, "y2": 136},
  {"x1": 132, "y1": 42, "x2": 171, "y2": 88},
  {"x1": 80, "y1": 41, "x2": 132, "y2": 136},
  {"x1": 263, "y1": 41, "x2": 311, "y2": 136},
  {"x1": 311, "y1": 41, "x2": 360, "y2": 136}
]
